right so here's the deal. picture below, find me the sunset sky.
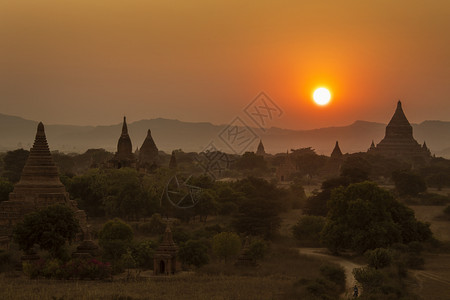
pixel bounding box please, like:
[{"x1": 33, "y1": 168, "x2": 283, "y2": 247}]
[{"x1": 1, "y1": 1, "x2": 449, "y2": 129}]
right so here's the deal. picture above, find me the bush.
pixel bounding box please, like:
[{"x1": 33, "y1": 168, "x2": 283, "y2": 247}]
[
  {"x1": 319, "y1": 263, "x2": 346, "y2": 293},
  {"x1": 138, "y1": 214, "x2": 166, "y2": 235},
  {"x1": 23, "y1": 258, "x2": 112, "y2": 279},
  {"x1": 292, "y1": 215, "x2": 325, "y2": 244},
  {"x1": 353, "y1": 267, "x2": 384, "y2": 294},
  {"x1": 178, "y1": 239, "x2": 210, "y2": 268},
  {"x1": 212, "y1": 232, "x2": 241, "y2": 263},
  {"x1": 366, "y1": 248, "x2": 392, "y2": 269},
  {"x1": 247, "y1": 239, "x2": 269, "y2": 261},
  {"x1": 129, "y1": 240, "x2": 156, "y2": 269},
  {"x1": 98, "y1": 218, "x2": 133, "y2": 264}
]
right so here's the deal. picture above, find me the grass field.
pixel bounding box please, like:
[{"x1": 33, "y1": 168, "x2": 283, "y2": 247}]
[{"x1": 0, "y1": 273, "x2": 295, "y2": 300}]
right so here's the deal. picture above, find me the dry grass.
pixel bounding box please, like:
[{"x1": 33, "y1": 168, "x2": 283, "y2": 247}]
[
  {"x1": 410, "y1": 205, "x2": 450, "y2": 242},
  {"x1": 0, "y1": 273, "x2": 292, "y2": 300}
]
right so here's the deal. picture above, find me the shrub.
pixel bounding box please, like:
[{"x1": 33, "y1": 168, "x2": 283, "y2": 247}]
[
  {"x1": 139, "y1": 214, "x2": 166, "y2": 235},
  {"x1": 247, "y1": 239, "x2": 268, "y2": 261},
  {"x1": 129, "y1": 240, "x2": 156, "y2": 269},
  {"x1": 178, "y1": 239, "x2": 210, "y2": 268},
  {"x1": 23, "y1": 258, "x2": 112, "y2": 279},
  {"x1": 366, "y1": 248, "x2": 392, "y2": 269},
  {"x1": 319, "y1": 263, "x2": 346, "y2": 293},
  {"x1": 212, "y1": 232, "x2": 241, "y2": 263},
  {"x1": 292, "y1": 215, "x2": 325, "y2": 244},
  {"x1": 98, "y1": 218, "x2": 133, "y2": 264},
  {"x1": 353, "y1": 267, "x2": 384, "y2": 294}
]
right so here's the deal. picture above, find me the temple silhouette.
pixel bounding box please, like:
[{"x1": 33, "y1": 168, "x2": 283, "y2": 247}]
[
  {"x1": 368, "y1": 101, "x2": 431, "y2": 160},
  {"x1": 0, "y1": 123, "x2": 87, "y2": 246}
]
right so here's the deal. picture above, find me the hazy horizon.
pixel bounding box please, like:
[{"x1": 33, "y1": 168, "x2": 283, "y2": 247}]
[{"x1": 1, "y1": 1, "x2": 450, "y2": 129}]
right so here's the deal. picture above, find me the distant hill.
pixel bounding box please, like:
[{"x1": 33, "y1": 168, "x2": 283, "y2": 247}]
[{"x1": 1, "y1": 113, "x2": 450, "y2": 158}]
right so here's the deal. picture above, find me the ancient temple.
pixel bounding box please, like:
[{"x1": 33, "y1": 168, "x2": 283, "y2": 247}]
[
  {"x1": 0, "y1": 123, "x2": 87, "y2": 244},
  {"x1": 154, "y1": 225, "x2": 179, "y2": 275},
  {"x1": 235, "y1": 237, "x2": 257, "y2": 267},
  {"x1": 138, "y1": 129, "x2": 159, "y2": 170},
  {"x1": 368, "y1": 101, "x2": 431, "y2": 159},
  {"x1": 256, "y1": 140, "x2": 266, "y2": 156},
  {"x1": 330, "y1": 141, "x2": 343, "y2": 159},
  {"x1": 108, "y1": 117, "x2": 137, "y2": 169},
  {"x1": 276, "y1": 151, "x2": 296, "y2": 182}
]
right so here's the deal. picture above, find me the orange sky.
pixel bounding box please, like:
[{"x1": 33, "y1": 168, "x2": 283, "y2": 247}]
[{"x1": 1, "y1": 0, "x2": 449, "y2": 129}]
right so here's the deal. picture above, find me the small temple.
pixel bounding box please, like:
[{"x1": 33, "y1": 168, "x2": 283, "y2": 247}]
[
  {"x1": 153, "y1": 225, "x2": 179, "y2": 275},
  {"x1": 0, "y1": 123, "x2": 87, "y2": 245},
  {"x1": 330, "y1": 141, "x2": 343, "y2": 159},
  {"x1": 256, "y1": 140, "x2": 266, "y2": 156},
  {"x1": 368, "y1": 101, "x2": 431, "y2": 160},
  {"x1": 108, "y1": 117, "x2": 137, "y2": 169}
]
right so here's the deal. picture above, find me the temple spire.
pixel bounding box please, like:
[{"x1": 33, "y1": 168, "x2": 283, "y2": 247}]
[
  {"x1": 121, "y1": 116, "x2": 128, "y2": 135},
  {"x1": 256, "y1": 139, "x2": 266, "y2": 156},
  {"x1": 331, "y1": 141, "x2": 343, "y2": 158}
]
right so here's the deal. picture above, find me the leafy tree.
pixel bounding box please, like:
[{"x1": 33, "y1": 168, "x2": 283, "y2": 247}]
[
  {"x1": 292, "y1": 215, "x2": 326, "y2": 244},
  {"x1": 392, "y1": 170, "x2": 427, "y2": 196},
  {"x1": 234, "y1": 152, "x2": 267, "y2": 171},
  {"x1": 0, "y1": 178, "x2": 14, "y2": 202},
  {"x1": 340, "y1": 155, "x2": 370, "y2": 183},
  {"x1": 232, "y1": 177, "x2": 283, "y2": 237},
  {"x1": 129, "y1": 240, "x2": 156, "y2": 269},
  {"x1": 366, "y1": 248, "x2": 392, "y2": 269},
  {"x1": 304, "y1": 176, "x2": 350, "y2": 216},
  {"x1": 321, "y1": 182, "x2": 431, "y2": 254},
  {"x1": 212, "y1": 232, "x2": 241, "y2": 263},
  {"x1": 247, "y1": 238, "x2": 268, "y2": 261},
  {"x1": 194, "y1": 189, "x2": 218, "y2": 223},
  {"x1": 2, "y1": 149, "x2": 29, "y2": 183},
  {"x1": 98, "y1": 218, "x2": 133, "y2": 263},
  {"x1": 13, "y1": 205, "x2": 80, "y2": 259},
  {"x1": 178, "y1": 239, "x2": 210, "y2": 268},
  {"x1": 69, "y1": 169, "x2": 107, "y2": 217}
]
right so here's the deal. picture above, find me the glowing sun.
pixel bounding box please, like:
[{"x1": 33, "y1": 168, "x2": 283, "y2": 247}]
[{"x1": 313, "y1": 87, "x2": 331, "y2": 106}]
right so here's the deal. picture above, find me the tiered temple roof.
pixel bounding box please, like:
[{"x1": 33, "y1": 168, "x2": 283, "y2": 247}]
[
  {"x1": 0, "y1": 123, "x2": 87, "y2": 239},
  {"x1": 368, "y1": 101, "x2": 430, "y2": 159}
]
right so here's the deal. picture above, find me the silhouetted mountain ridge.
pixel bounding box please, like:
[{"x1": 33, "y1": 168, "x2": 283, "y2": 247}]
[{"x1": 1, "y1": 113, "x2": 449, "y2": 158}]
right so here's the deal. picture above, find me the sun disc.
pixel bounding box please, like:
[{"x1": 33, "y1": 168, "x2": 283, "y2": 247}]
[{"x1": 313, "y1": 88, "x2": 331, "y2": 106}]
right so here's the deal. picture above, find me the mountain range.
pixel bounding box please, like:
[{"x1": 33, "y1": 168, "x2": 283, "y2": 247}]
[{"x1": 1, "y1": 113, "x2": 450, "y2": 158}]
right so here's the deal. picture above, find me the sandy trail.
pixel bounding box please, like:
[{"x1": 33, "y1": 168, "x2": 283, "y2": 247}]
[{"x1": 298, "y1": 248, "x2": 363, "y2": 297}]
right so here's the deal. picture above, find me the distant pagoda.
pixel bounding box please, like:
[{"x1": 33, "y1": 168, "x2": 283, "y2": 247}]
[
  {"x1": 368, "y1": 101, "x2": 431, "y2": 159},
  {"x1": 108, "y1": 117, "x2": 137, "y2": 169},
  {"x1": 256, "y1": 140, "x2": 266, "y2": 156},
  {"x1": 138, "y1": 129, "x2": 159, "y2": 170},
  {"x1": 0, "y1": 123, "x2": 87, "y2": 242},
  {"x1": 154, "y1": 225, "x2": 179, "y2": 275},
  {"x1": 330, "y1": 141, "x2": 343, "y2": 159},
  {"x1": 276, "y1": 151, "x2": 296, "y2": 182}
]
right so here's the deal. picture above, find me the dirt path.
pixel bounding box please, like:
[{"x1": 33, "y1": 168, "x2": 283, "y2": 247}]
[{"x1": 298, "y1": 248, "x2": 363, "y2": 297}]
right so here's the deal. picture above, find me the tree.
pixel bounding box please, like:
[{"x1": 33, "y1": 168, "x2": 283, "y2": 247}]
[
  {"x1": 292, "y1": 215, "x2": 326, "y2": 244},
  {"x1": 234, "y1": 152, "x2": 267, "y2": 171},
  {"x1": 321, "y1": 182, "x2": 431, "y2": 254},
  {"x1": 232, "y1": 177, "x2": 283, "y2": 237},
  {"x1": 2, "y1": 149, "x2": 29, "y2": 183},
  {"x1": 0, "y1": 178, "x2": 14, "y2": 202},
  {"x1": 98, "y1": 218, "x2": 134, "y2": 263},
  {"x1": 13, "y1": 205, "x2": 80, "y2": 259},
  {"x1": 392, "y1": 170, "x2": 427, "y2": 196},
  {"x1": 178, "y1": 239, "x2": 210, "y2": 268},
  {"x1": 212, "y1": 232, "x2": 241, "y2": 263}
]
